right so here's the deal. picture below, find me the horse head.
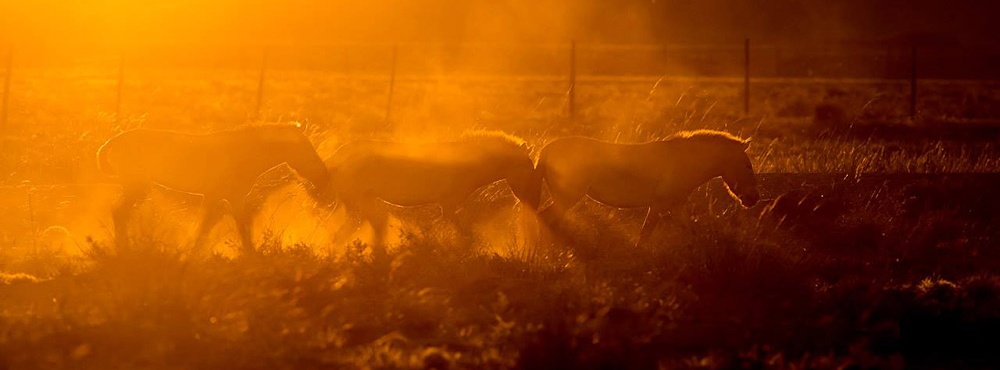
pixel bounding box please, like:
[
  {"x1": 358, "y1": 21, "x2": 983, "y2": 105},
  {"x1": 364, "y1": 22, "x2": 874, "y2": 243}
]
[
  {"x1": 506, "y1": 142, "x2": 542, "y2": 210},
  {"x1": 463, "y1": 131, "x2": 541, "y2": 210},
  {"x1": 274, "y1": 125, "x2": 330, "y2": 191},
  {"x1": 720, "y1": 139, "x2": 760, "y2": 208}
]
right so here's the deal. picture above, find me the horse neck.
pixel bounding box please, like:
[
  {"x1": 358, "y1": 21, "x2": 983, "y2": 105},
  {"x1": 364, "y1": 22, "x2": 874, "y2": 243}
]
[
  {"x1": 487, "y1": 144, "x2": 530, "y2": 179},
  {"x1": 665, "y1": 141, "x2": 731, "y2": 186},
  {"x1": 285, "y1": 146, "x2": 328, "y2": 187},
  {"x1": 257, "y1": 140, "x2": 328, "y2": 187},
  {"x1": 496, "y1": 148, "x2": 536, "y2": 194}
]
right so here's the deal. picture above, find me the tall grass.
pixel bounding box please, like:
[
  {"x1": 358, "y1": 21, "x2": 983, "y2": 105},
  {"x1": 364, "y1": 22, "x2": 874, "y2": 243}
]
[
  {"x1": 3, "y1": 70, "x2": 1000, "y2": 186},
  {"x1": 2, "y1": 173, "x2": 999, "y2": 368},
  {"x1": 1, "y1": 69, "x2": 999, "y2": 368}
]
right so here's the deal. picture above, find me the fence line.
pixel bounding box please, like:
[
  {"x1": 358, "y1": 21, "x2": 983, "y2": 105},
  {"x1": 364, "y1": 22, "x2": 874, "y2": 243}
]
[
  {"x1": 385, "y1": 43, "x2": 398, "y2": 124},
  {"x1": 744, "y1": 38, "x2": 750, "y2": 115},
  {"x1": 255, "y1": 48, "x2": 269, "y2": 119},
  {"x1": 2, "y1": 41, "x2": 995, "y2": 126},
  {"x1": 2, "y1": 48, "x2": 11, "y2": 128},
  {"x1": 114, "y1": 52, "x2": 125, "y2": 124},
  {"x1": 568, "y1": 40, "x2": 577, "y2": 120},
  {"x1": 8, "y1": 42, "x2": 995, "y2": 78},
  {"x1": 910, "y1": 46, "x2": 918, "y2": 118}
]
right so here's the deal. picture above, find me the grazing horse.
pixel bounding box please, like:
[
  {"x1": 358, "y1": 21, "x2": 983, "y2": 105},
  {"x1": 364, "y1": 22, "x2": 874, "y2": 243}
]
[
  {"x1": 535, "y1": 130, "x2": 760, "y2": 245},
  {"x1": 322, "y1": 131, "x2": 540, "y2": 253},
  {"x1": 97, "y1": 124, "x2": 329, "y2": 252}
]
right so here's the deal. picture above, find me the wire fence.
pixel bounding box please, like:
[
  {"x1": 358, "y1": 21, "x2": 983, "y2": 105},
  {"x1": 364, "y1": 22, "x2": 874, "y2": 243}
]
[{"x1": 2, "y1": 40, "x2": 1000, "y2": 127}]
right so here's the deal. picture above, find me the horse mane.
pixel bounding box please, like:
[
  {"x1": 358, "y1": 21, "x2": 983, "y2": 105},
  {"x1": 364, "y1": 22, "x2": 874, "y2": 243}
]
[
  {"x1": 460, "y1": 130, "x2": 528, "y2": 147},
  {"x1": 665, "y1": 130, "x2": 748, "y2": 146},
  {"x1": 211, "y1": 123, "x2": 312, "y2": 144}
]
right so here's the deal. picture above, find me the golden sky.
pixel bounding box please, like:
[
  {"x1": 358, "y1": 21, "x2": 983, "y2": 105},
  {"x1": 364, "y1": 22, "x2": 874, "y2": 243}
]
[
  {"x1": 1, "y1": 0, "x2": 595, "y2": 45},
  {"x1": 1, "y1": 0, "x2": 994, "y2": 47}
]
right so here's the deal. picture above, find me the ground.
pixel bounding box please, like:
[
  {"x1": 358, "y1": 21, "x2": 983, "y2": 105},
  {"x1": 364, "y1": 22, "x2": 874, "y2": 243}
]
[{"x1": 1, "y1": 68, "x2": 999, "y2": 369}]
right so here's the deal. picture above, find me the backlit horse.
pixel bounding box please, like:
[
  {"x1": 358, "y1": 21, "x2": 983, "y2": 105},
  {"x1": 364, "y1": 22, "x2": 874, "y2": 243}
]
[
  {"x1": 322, "y1": 131, "x2": 539, "y2": 253},
  {"x1": 97, "y1": 124, "x2": 329, "y2": 252},
  {"x1": 535, "y1": 130, "x2": 760, "y2": 245}
]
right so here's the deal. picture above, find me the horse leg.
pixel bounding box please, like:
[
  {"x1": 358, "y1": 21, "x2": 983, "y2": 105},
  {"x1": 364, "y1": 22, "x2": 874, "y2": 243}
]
[
  {"x1": 329, "y1": 196, "x2": 362, "y2": 246},
  {"x1": 538, "y1": 184, "x2": 582, "y2": 231},
  {"x1": 514, "y1": 201, "x2": 542, "y2": 252},
  {"x1": 192, "y1": 198, "x2": 225, "y2": 254},
  {"x1": 229, "y1": 198, "x2": 256, "y2": 255},
  {"x1": 331, "y1": 215, "x2": 363, "y2": 248},
  {"x1": 331, "y1": 197, "x2": 390, "y2": 260},
  {"x1": 437, "y1": 198, "x2": 471, "y2": 241},
  {"x1": 360, "y1": 201, "x2": 390, "y2": 260},
  {"x1": 111, "y1": 183, "x2": 149, "y2": 249},
  {"x1": 538, "y1": 187, "x2": 584, "y2": 245},
  {"x1": 637, "y1": 208, "x2": 664, "y2": 247}
]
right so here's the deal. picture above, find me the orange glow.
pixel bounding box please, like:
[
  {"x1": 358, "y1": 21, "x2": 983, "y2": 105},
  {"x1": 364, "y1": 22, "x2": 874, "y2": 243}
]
[{"x1": 1, "y1": 1, "x2": 999, "y2": 368}]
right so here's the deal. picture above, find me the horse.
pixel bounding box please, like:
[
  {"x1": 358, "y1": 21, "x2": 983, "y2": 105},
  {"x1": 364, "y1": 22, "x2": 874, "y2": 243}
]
[
  {"x1": 97, "y1": 124, "x2": 329, "y2": 252},
  {"x1": 535, "y1": 130, "x2": 760, "y2": 245},
  {"x1": 322, "y1": 131, "x2": 540, "y2": 254}
]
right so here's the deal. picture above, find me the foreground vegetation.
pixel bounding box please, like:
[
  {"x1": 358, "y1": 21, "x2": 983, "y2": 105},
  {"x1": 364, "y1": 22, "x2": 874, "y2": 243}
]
[
  {"x1": 2, "y1": 70, "x2": 1000, "y2": 368},
  {"x1": 2, "y1": 173, "x2": 1000, "y2": 369}
]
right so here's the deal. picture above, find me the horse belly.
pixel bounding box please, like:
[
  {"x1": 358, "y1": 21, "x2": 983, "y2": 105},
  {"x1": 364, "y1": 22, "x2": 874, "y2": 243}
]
[
  {"x1": 349, "y1": 163, "x2": 463, "y2": 207},
  {"x1": 587, "y1": 179, "x2": 657, "y2": 208},
  {"x1": 375, "y1": 183, "x2": 447, "y2": 207},
  {"x1": 151, "y1": 158, "x2": 228, "y2": 195}
]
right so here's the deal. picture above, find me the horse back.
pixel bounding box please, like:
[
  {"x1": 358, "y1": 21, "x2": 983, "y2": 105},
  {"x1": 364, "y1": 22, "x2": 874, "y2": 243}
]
[
  {"x1": 538, "y1": 137, "x2": 684, "y2": 205},
  {"x1": 326, "y1": 139, "x2": 527, "y2": 206},
  {"x1": 329, "y1": 140, "x2": 512, "y2": 168},
  {"x1": 540, "y1": 137, "x2": 668, "y2": 172},
  {"x1": 101, "y1": 128, "x2": 284, "y2": 197}
]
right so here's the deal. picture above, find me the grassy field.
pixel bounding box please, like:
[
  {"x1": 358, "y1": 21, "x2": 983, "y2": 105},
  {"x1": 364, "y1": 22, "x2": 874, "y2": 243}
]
[{"x1": 1, "y1": 69, "x2": 1000, "y2": 369}]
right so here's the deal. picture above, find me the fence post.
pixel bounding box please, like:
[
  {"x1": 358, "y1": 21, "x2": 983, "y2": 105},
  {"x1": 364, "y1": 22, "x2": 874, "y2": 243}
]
[
  {"x1": 2, "y1": 47, "x2": 11, "y2": 128},
  {"x1": 115, "y1": 52, "x2": 125, "y2": 125},
  {"x1": 568, "y1": 40, "x2": 577, "y2": 120},
  {"x1": 773, "y1": 45, "x2": 781, "y2": 77},
  {"x1": 744, "y1": 38, "x2": 750, "y2": 115},
  {"x1": 255, "y1": 48, "x2": 269, "y2": 119},
  {"x1": 662, "y1": 44, "x2": 669, "y2": 75},
  {"x1": 342, "y1": 45, "x2": 351, "y2": 76},
  {"x1": 910, "y1": 46, "x2": 917, "y2": 118},
  {"x1": 385, "y1": 43, "x2": 398, "y2": 123},
  {"x1": 884, "y1": 47, "x2": 893, "y2": 79}
]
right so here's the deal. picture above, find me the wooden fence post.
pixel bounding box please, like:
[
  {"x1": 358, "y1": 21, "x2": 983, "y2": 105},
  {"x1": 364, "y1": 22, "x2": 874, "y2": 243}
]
[
  {"x1": 884, "y1": 47, "x2": 893, "y2": 79},
  {"x1": 744, "y1": 38, "x2": 750, "y2": 115},
  {"x1": 115, "y1": 52, "x2": 125, "y2": 124},
  {"x1": 910, "y1": 46, "x2": 917, "y2": 118},
  {"x1": 662, "y1": 44, "x2": 669, "y2": 76},
  {"x1": 773, "y1": 45, "x2": 781, "y2": 77},
  {"x1": 385, "y1": 43, "x2": 398, "y2": 124},
  {"x1": 568, "y1": 40, "x2": 577, "y2": 120},
  {"x1": 255, "y1": 48, "x2": 269, "y2": 119},
  {"x1": 2, "y1": 47, "x2": 11, "y2": 128}
]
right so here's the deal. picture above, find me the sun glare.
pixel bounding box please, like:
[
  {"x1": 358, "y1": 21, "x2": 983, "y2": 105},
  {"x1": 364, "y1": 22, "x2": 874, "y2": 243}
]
[{"x1": 0, "y1": 0, "x2": 998, "y2": 368}]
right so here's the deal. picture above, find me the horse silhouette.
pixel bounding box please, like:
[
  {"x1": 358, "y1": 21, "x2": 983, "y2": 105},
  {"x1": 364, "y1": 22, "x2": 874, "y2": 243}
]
[
  {"x1": 322, "y1": 131, "x2": 539, "y2": 254},
  {"x1": 97, "y1": 124, "x2": 329, "y2": 252},
  {"x1": 535, "y1": 130, "x2": 760, "y2": 245}
]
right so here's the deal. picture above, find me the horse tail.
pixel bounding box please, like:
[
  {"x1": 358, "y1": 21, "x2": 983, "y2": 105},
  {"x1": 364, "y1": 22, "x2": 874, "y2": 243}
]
[
  {"x1": 530, "y1": 154, "x2": 550, "y2": 211},
  {"x1": 96, "y1": 139, "x2": 117, "y2": 177}
]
